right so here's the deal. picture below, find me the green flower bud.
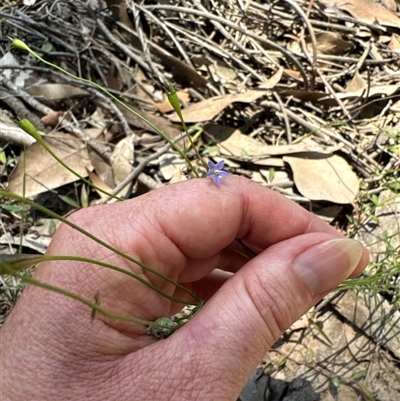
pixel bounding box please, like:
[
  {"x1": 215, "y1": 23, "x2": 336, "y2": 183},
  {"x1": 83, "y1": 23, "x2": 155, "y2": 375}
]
[
  {"x1": 17, "y1": 118, "x2": 40, "y2": 140},
  {"x1": 166, "y1": 84, "x2": 184, "y2": 123},
  {"x1": 10, "y1": 38, "x2": 32, "y2": 53}
]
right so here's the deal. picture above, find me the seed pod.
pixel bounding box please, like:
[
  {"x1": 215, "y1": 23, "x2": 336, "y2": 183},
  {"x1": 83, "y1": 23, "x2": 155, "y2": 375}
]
[
  {"x1": 18, "y1": 118, "x2": 40, "y2": 140},
  {"x1": 146, "y1": 317, "x2": 177, "y2": 339}
]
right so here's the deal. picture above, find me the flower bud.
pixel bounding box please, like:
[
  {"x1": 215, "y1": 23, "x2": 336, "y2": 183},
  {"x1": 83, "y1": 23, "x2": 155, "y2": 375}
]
[
  {"x1": 17, "y1": 118, "x2": 40, "y2": 140},
  {"x1": 10, "y1": 38, "x2": 32, "y2": 53}
]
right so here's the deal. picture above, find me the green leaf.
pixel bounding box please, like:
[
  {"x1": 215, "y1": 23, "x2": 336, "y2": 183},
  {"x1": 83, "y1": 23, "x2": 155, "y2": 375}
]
[
  {"x1": 202, "y1": 145, "x2": 220, "y2": 155},
  {"x1": 49, "y1": 219, "x2": 57, "y2": 235},
  {"x1": 1, "y1": 204, "x2": 24, "y2": 212},
  {"x1": 41, "y1": 42, "x2": 53, "y2": 53},
  {"x1": 269, "y1": 167, "x2": 275, "y2": 182},
  {"x1": 351, "y1": 369, "x2": 367, "y2": 380},
  {"x1": 314, "y1": 322, "x2": 333, "y2": 345},
  {"x1": 80, "y1": 184, "x2": 89, "y2": 208},
  {"x1": 277, "y1": 356, "x2": 286, "y2": 367},
  {"x1": 369, "y1": 194, "x2": 379, "y2": 206},
  {"x1": 0, "y1": 151, "x2": 6, "y2": 164},
  {"x1": 58, "y1": 195, "x2": 79, "y2": 208},
  {"x1": 306, "y1": 348, "x2": 314, "y2": 364},
  {"x1": 388, "y1": 181, "x2": 400, "y2": 190},
  {"x1": 331, "y1": 375, "x2": 341, "y2": 388}
]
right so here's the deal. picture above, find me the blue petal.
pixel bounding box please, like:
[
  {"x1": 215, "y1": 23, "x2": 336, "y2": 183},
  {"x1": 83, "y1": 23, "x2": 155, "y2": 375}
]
[
  {"x1": 218, "y1": 171, "x2": 229, "y2": 178},
  {"x1": 207, "y1": 160, "x2": 216, "y2": 170},
  {"x1": 214, "y1": 176, "x2": 221, "y2": 185},
  {"x1": 216, "y1": 160, "x2": 225, "y2": 169}
]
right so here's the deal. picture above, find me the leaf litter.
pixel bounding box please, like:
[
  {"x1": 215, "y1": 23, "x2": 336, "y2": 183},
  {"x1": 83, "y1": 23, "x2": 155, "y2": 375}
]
[{"x1": 1, "y1": 0, "x2": 400, "y2": 399}]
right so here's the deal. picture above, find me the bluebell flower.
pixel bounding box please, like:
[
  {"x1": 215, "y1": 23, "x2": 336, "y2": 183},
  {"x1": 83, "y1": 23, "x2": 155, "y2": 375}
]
[{"x1": 207, "y1": 160, "x2": 229, "y2": 185}]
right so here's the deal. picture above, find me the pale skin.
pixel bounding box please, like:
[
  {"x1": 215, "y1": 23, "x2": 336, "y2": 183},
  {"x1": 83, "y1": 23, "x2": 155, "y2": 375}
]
[{"x1": 1, "y1": 176, "x2": 369, "y2": 401}]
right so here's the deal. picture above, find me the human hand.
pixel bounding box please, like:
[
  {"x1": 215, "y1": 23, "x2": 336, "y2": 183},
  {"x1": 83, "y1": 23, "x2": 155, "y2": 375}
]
[{"x1": 1, "y1": 176, "x2": 369, "y2": 401}]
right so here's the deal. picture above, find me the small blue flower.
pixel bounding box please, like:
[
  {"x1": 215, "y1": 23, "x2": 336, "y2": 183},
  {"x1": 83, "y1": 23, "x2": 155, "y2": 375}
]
[{"x1": 207, "y1": 160, "x2": 229, "y2": 185}]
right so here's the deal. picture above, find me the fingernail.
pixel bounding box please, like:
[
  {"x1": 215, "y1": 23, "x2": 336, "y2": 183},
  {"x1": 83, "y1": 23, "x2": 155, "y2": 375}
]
[{"x1": 293, "y1": 238, "x2": 364, "y2": 296}]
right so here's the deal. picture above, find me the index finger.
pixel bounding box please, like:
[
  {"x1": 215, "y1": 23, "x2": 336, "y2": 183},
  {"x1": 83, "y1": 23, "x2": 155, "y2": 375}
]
[{"x1": 149, "y1": 175, "x2": 341, "y2": 258}]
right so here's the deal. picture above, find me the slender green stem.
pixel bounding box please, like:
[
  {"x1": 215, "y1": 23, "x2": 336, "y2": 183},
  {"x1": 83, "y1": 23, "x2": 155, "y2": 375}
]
[
  {"x1": 0, "y1": 189, "x2": 203, "y2": 303},
  {"x1": 13, "y1": 270, "x2": 155, "y2": 326},
  {"x1": 11, "y1": 39, "x2": 200, "y2": 178},
  {"x1": 166, "y1": 86, "x2": 208, "y2": 171},
  {"x1": 1, "y1": 254, "x2": 193, "y2": 305}
]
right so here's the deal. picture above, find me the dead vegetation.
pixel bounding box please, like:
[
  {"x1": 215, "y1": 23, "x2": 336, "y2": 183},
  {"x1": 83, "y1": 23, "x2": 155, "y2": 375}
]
[{"x1": 1, "y1": 0, "x2": 400, "y2": 400}]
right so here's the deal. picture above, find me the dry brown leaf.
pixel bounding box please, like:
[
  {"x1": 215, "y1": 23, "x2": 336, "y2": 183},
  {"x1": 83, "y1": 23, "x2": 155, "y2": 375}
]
[
  {"x1": 338, "y1": 84, "x2": 400, "y2": 99},
  {"x1": 106, "y1": 67, "x2": 124, "y2": 91},
  {"x1": 110, "y1": 136, "x2": 134, "y2": 197},
  {"x1": 135, "y1": 68, "x2": 156, "y2": 102},
  {"x1": 312, "y1": 32, "x2": 352, "y2": 55},
  {"x1": 346, "y1": 71, "x2": 367, "y2": 93},
  {"x1": 388, "y1": 34, "x2": 400, "y2": 53},
  {"x1": 26, "y1": 84, "x2": 89, "y2": 104},
  {"x1": 7, "y1": 133, "x2": 92, "y2": 198},
  {"x1": 159, "y1": 153, "x2": 186, "y2": 182},
  {"x1": 321, "y1": 0, "x2": 400, "y2": 28},
  {"x1": 156, "y1": 51, "x2": 208, "y2": 88},
  {"x1": 196, "y1": 60, "x2": 237, "y2": 83},
  {"x1": 170, "y1": 69, "x2": 283, "y2": 123},
  {"x1": 120, "y1": 104, "x2": 181, "y2": 138},
  {"x1": 288, "y1": 32, "x2": 352, "y2": 55},
  {"x1": 283, "y1": 154, "x2": 359, "y2": 204},
  {"x1": 381, "y1": 0, "x2": 397, "y2": 12},
  {"x1": 218, "y1": 129, "x2": 337, "y2": 158},
  {"x1": 104, "y1": 0, "x2": 133, "y2": 28},
  {"x1": 87, "y1": 170, "x2": 112, "y2": 193},
  {"x1": 87, "y1": 147, "x2": 115, "y2": 189},
  {"x1": 41, "y1": 111, "x2": 60, "y2": 128},
  {"x1": 277, "y1": 89, "x2": 338, "y2": 107}
]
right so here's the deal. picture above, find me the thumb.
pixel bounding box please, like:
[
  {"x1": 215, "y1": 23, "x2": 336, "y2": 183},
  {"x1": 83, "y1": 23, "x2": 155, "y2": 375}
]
[{"x1": 172, "y1": 233, "x2": 369, "y2": 400}]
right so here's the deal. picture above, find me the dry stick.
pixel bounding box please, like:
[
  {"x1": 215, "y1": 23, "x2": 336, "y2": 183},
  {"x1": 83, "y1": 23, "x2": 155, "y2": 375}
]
[
  {"x1": 286, "y1": 0, "x2": 317, "y2": 90},
  {"x1": 317, "y1": 54, "x2": 390, "y2": 66},
  {"x1": 260, "y1": 100, "x2": 377, "y2": 176},
  {"x1": 0, "y1": 114, "x2": 35, "y2": 148},
  {"x1": 9, "y1": 11, "x2": 96, "y2": 68},
  {"x1": 192, "y1": 0, "x2": 264, "y2": 82},
  {"x1": 134, "y1": 3, "x2": 194, "y2": 68},
  {"x1": 128, "y1": 1, "x2": 166, "y2": 87},
  {"x1": 272, "y1": 91, "x2": 292, "y2": 144},
  {"x1": 145, "y1": 4, "x2": 309, "y2": 90},
  {"x1": 84, "y1": 39, "x2": 160, "y2": 103},
  {"x1": 163, "y1": 21, "x2": 266, "y2": 83},
  {"x1": 1, "y1": 76, "x2": 53, "y2": 116},
  {"x1": 95, "y1": 18, "x2": 153, "y2": 74},
  {"x1": 0, "y1": 89, "x2": 46, "y2": 134},
  {"x1": 288, "y1": 0, "x2": 354, "y2": 120},
  {"x1": 81, "y1": 84, "x2": 133, "y2": 137}
]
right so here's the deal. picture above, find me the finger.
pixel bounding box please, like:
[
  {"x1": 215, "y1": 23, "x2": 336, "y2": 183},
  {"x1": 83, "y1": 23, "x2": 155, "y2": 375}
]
[
  {"x1": 146, "y1": 234, "x2": 369, "y2": 400},
  {"x1": 152, "y1": 175, "x2": 341, "y2": 257},
  {"x1": 60, "y1": 175, "x2": 343, "y2": 283}
]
